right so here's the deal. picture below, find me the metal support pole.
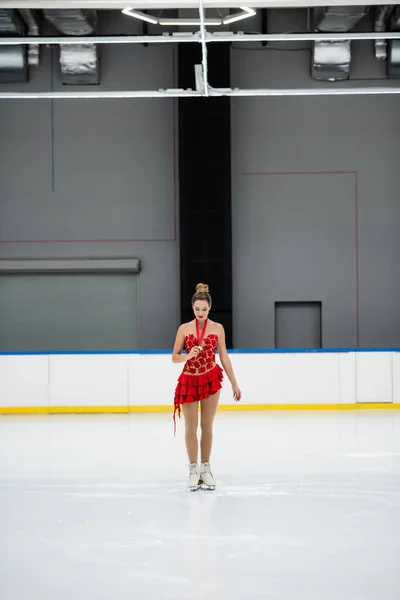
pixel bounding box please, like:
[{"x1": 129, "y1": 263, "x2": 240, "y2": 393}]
[
  {"x1": 198, "y1": 0, "x2": 209, "y2": 96},
  {"x1": 0, "y1": 31, "x2": 400, "y2": 46}
]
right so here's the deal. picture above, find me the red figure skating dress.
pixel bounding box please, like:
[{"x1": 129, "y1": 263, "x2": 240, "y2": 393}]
[{"x1": 174, "y1": 320, "x2": 223, "y2": 432}]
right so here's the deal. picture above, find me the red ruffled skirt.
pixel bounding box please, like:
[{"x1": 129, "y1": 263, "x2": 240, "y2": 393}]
[{"x1": 173, "y1": 363, "x2": 224, "y2": 433}]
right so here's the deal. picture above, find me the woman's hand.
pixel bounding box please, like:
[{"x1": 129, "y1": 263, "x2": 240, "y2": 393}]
[
  {"x1": 232, "y1": 384, "x2": 242, "y2": 402},
  {"x1": 186, "y1": 347, "x2": 200, "y2": 361}
]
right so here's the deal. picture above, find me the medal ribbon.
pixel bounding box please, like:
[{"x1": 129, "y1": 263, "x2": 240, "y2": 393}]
[{"x1": 195, "y1": 318, "x2": 208, "y2": 348}]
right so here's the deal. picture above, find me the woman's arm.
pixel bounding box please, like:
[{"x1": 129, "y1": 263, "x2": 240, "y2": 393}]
[
  {"x1": 172, "y1": 325, "x2": 199, "y2": 364},
  {"x1": 172, "y1": 325, "x2": 187, "y2": 363},
  {"x1": 217, "y1": 324, "x2": 242, "y2": 402}
]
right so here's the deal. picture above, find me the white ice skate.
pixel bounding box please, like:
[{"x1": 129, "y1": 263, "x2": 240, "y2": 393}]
[
  {"x1": 188, "y1": 463, "x2": 200, "y2": 491},
  {"x1": 200, "y1": 462, "x2": 216, "y2": 490}
]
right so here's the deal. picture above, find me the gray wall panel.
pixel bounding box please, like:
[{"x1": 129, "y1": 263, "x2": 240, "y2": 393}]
[
  {"x1": 231, "y1": 35, "x2": 400, "y2": 349},
  {"x1": 0, "y1": 45, "x2": 179, "y2": 350}
]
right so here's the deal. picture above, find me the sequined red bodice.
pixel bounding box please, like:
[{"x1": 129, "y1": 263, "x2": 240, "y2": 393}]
[{"x1": 183, "y1": 333, "x2": 219, "y2": 375}]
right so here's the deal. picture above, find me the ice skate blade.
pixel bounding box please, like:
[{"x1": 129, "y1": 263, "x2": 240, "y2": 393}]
[
  {"x1": 200, "y1": 483, "x2": 215, "y2": 491},
  {"x1": 189, "y1": 485, "x2": 200, "y2": 492}
]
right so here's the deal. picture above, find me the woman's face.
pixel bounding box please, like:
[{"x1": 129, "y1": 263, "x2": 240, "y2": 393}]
[{"x1": 193, "y1": 300, "x2": 210, "y2": 322}]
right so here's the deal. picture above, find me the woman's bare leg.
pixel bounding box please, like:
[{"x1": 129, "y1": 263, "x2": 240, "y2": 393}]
[
  {"x1": 200, "y1": 392, "x2": 220, "y2": 463},
  {"x1": 182, "y1": 401, "x2": 199, "y2": 464}
]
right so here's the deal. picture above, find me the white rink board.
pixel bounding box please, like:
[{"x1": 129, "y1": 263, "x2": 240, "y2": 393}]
[
  {"x1": 219, "y1": 352, "x2": 341, "y2": 405},
  {"x1": 0, "y1": 350, "x2": 398, "y2": 410},
  {"x1": 392, "y1": 352, "x2": 400, "y2": 404},
  {"x1": 355, "y1": 352, "x2": 393, "y2": 403},
  {"x1": 338, "y1": 352, "x2": 356, "y2": 404},
  {"x1": 49, "y1": 354, "x2": 129, "y2": 408},
  {"x1": 128, "y1": 354, "x2": 181, "y2": 406},
  {"x1": 0, "y1": 355, "x2": 48, "y2": 407}
]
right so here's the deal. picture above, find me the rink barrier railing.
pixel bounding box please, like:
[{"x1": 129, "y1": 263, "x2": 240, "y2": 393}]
[
  {"x1": 1, "y1": 347, "x2": 400, "y2": 355},
  {"x1": 1, "y1": 348, "x2": 400, "y2": 414}
]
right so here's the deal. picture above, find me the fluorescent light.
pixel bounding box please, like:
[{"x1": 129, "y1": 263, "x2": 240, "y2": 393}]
[
  {"x1": 223, "y1": 7, "x2": 256, "y2": 25},
  {"x1": 122, "y1": 8, "x2": 158, "y2": 25},
  {"x1": 159, "y1": 19, "x2": 222, "y2": 26},
  {"x1": 122, "y1": 6, "x2": 256, "y2": 27}
]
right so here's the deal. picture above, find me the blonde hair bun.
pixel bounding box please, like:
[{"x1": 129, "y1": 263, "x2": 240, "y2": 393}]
[{"x1": 196, "y1": 283, "x2": 209, "y2": 294}]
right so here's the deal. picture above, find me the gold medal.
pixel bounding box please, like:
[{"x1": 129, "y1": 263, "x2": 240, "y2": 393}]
[{"x1": 195, "y1": 318, "x2": 208, "y2": 354}]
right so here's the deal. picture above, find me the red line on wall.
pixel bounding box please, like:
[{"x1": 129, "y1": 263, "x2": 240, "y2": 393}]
[
  {"x1": 242, "y1": 170, "x2": 360, "y2": 348},
  {"x1": 243, "y1": 171, "x2": 356, "y2": 176},
  {"x1": 354, "y1": 172, "x2": 359, "y2": 348}
]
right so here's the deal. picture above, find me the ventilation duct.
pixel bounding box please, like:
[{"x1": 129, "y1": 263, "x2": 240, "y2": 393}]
[
  {"x1": 374, "y1": 6, "x2": 393, "y2": 61},
  {"x1": 0, "y1": 8, "x2": 24, "y2": 34},
  {"x1": 0, "y1": 46, "x2": 27, "y2": 83},
  {"x1": 311, "y1": 5, "x2": 368, "y2": 82},
  {"x1": 311, "y1": 40, "x2": 351, "y2": 81},
  {"x1": 0, "y1": 9, "x2": 27, "y2": 83},
  {"x1": 313, "y1": 6, "x2": 368, "y2": 32},
  {"x1": 59, "y1": 44, "x2": 99, "y2": 85},
  {"x1": 19, "y1": 9, "x2": 39, "y2": 67},
  {"x1": 390, "y1": 6, "x2": 400, "y2": 30},
  {"x1": 43, "y1": 9, "x2": 99, "y2": 85},
  {"x1": 388, "y1": 6, "x2": 400, "y2": 77}
]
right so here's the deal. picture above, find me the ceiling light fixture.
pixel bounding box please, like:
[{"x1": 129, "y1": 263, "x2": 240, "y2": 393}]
[
  {"x1": 159, "y1": 19, "x2": 222, "y2": 25},
  {"x1": 122, "y1": 6, "x2": 256, "y2": 27},
  {"x1": 121, "y1": 8, "x2": 158, "y2": 24},
  {"x1": 223, "y1": 6, "x2": 256, "y2": 24}
]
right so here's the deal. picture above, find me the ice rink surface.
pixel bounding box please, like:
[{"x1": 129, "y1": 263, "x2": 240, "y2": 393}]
[{"x1": 1, "y1": 410, "x2": 400, "y2": 600}]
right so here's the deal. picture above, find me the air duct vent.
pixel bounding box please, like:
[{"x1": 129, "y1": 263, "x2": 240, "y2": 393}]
[
  {"x1": 60, "y1": 44, "x2": 99, "y2": 85},
  {"x1": 43, "y1": 9, "x2": 99, "y2": 85},
  {"x1": 311, "y1": 40, "x2": 351, "y2": 81},
  {"x1": 0, "y1": 9, "x2": 27, "y2": 82},
  {"x1": 19, "y1": 9, "x2": 40, "y2": 67},
  {"x1": 374, "y1": 6, "x2": 393, "y2": 61},
  {"x1": 311, "y1": 5, "x2": 368, "y2": 82},
  {"x1": 388, "y1": 6, "x2": 400, "y2": 77}
]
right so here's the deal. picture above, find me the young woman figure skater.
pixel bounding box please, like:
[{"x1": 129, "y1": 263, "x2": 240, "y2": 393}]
[{"x1": 172, "y1": 283, "x2": 242, "y2": 491}]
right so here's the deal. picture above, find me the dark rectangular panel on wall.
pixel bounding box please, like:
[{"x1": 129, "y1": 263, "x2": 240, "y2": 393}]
[
  {"x1": 0, "y1": 274, "x2": 138, "y2": 351},
  {"x1": 178, "y1": 43, "x2": 232, "y2": 347}
]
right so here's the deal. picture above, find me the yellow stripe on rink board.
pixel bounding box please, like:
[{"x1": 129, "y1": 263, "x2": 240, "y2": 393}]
[
  {"x1": 218, "y1": 403, "x2": 400, "y2": 411},
  {"x1": 1, "y1": 403, "x2": 400, "y2": 414},
  {"x1": 0, "y1": 406, "x2": 129, "y2": 415}
]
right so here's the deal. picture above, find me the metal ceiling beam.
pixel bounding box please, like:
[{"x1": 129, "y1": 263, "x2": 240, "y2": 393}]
[
  {"x1": 0, "y1": 35, "x2": 185, "y2": 44},
  {"x1": 1, "y1": 31, "x2": 400, "y2": 46},
  {"x1": 1, "y1": 0, "x2": 399, "y2": 99},
  {"x1": 212, "y1": 86, "x2": 400, "y2": 96},
  {"x1": 1, "y1": 86, "x2": 400, "y2": 99},
  {"x1": 0, "y1": 89, "x2": 202, "y2": 98},
  {"x1": 0, "y1": 0, "x2": 398, "y2": 8}
]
